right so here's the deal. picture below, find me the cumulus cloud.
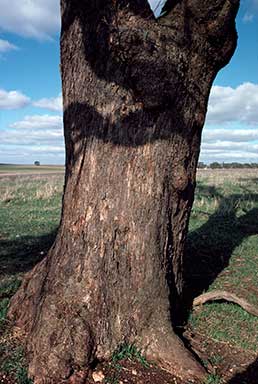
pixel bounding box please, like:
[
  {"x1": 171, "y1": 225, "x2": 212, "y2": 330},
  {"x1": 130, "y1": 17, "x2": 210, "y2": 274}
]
[
  {"x1": 0, "y1": 38, "x2": 18, "y2": 53},
  {"x1": 0, "y1": 131, "x2": 63, "y2": 145},
  {"x1": 0, "y1": 0, "x2": 60, "y2": 39},
  {"x1": 203, "y1": 128, "x2": 258, "y2": 143},
  {"x1": 202, "y1": 141, "x2": 258, "y2": 153},
  {"x1": 9, "y1": 114, "x2": 62, "y2": 132},
  {"x1": 0, "y1": 114, "x2": 64, "y2": 163},
  {"x1": 0, "y1": 89, "x2": 63, "y2": 112},
  {"x1": 200, "y1": 149, "x2": 258, "y2": 162},
  {"x1": 33, "y1": 94, "x2": 63, "y2": 112},
  {"x1": 200, "y1": 134, "x2": 258, "y2": 162},
  {"x1": 0, "y1": 89, "x2": 30, "y2": 109},
  {"x1": 200, "y1": 82, "x2": 258, "y2": 162},
  {"x1": 206, "y1": 83, "x2": 258, "y2": 125}
]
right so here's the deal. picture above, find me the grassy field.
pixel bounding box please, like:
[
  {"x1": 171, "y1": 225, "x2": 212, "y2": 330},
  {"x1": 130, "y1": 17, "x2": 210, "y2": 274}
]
[
  {"x1": 0, "y1": 173, "x2": 64, "y2": 383},
  {"x1": 0, "y1": 164, "x2": 64, "y2": 175},
  {"x1": 188, "y1": 169, "x2": 258, "y2": 350},
  {"x1": 0, "y1": 168, "x2": 257, "y2": 383}
]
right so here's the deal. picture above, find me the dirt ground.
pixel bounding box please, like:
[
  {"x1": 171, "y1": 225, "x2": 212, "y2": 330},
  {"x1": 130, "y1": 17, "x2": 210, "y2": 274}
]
[
  {"x1": 85, "y1": 331, "x2": 258, "y2": 384},
  {"x1": 0, "y1": 330, "x2": 257, "y2": 384}
]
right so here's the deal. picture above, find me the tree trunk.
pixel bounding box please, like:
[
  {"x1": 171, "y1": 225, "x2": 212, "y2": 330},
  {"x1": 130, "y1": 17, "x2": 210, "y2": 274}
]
[{"x1": 8, "y1": 1, "x2": 239, "y2": 383}]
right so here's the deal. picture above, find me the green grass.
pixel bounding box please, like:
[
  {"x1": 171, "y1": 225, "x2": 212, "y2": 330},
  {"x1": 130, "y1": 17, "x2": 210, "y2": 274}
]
[
  {"x1": 0, "y1": 174, "x2": 63, "y2": 381},
  {"x1": 0, "y1": 176, "x2": 63, "y2": 275},
  {"x1": 204, "y1": 373, "x2": 222, "y2": 384},
  {"x1": 0, "y1": 278, "x2": 21, "y2": 328},
  {"x1": 104, "y1": 343, "x2": 150, "y2": 384},
  {"x1": 188, "y1": 169, "x2": 258, "y2": 352},
  {"x1": 111, "y1": 343, "x2": 149, "y2": 368},
  {"x1": 0, "y1": 169, "x2": 257, "y2": 380},
  {"x1": 0, "y1": 344, "x2": 33, "y2": 384}
]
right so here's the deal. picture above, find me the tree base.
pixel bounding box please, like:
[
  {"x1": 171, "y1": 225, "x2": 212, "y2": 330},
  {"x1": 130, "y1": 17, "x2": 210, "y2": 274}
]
[{"x1": 9, "y1": 265, "x2": 205, "y2": 383}]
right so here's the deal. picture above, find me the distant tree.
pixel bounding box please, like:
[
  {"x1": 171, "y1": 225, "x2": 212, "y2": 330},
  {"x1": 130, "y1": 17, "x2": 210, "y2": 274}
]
[
  {"x1": 9, "y1": 1, "x2": 239, "y2": 383},
  {"x1": 210, "y1": 162, "x2": 222, "y2": 169},
  {"x1": 34, "y1": 161, "x2": 40, "y2": 166},
  {"x1": 197, "y1": 162, "x2": 206, "y2": 169}
]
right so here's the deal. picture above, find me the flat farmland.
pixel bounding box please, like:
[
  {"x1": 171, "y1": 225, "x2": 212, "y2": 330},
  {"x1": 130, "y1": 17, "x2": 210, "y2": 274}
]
[{"x1": 0, "y1": 164, "x2": 64, "y2": 177}]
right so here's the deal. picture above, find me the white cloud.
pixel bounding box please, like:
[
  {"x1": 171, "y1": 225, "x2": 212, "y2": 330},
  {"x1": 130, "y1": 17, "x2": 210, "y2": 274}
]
[
  {"x1": 200, "y1": 82, "x2": 258, "y2": 162},
  {"x1": 33, "y1": 94, "x2": 63, "y2": 112},
  {"x1": 10, "y1": 114, "x2": 62, "y2": 130},
  {"x1": 202, "y1": 141, "x2": 258, "y2": 153},
  {"x1": 0, "y1": 114, "x2": 64, "y2": 164},
  {"x1": 200, "y1": 150, "x2": 258, "y2": 163},
  {"x1": 0, "y1": 0, "x2": 60, "y2": 39},
  {"x1": 201, "y1": 128, "x2": 258, "y2": 162},
  {"x1": 0, "y1": 89, "x2": 30, "y2": 109},
  {"x1": 206, "y1": 83, "x2": 258, "y2": 125},
  {"x1": 0, "y1": 89, "x2": 63, "y2": 112},
  {"x1": 0, "y1": 131, "x2": 63, "y2": 145},
  {"x1": 0, "y1": 38, "x2": 18, "y2": 53},
  {"x1": 203, "y1": 128, "x2": 258, "y2": 143}
]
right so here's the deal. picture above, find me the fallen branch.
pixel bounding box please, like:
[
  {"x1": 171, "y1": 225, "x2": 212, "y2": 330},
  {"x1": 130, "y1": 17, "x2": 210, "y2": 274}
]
[{"x1": 193, "y1": 290, "x2": 258, "y2": 318}]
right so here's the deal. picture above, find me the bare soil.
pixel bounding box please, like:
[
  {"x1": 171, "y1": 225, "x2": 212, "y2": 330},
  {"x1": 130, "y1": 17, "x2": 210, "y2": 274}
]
[
  {"x1": 183, "y1": 328, "x2": 258, "y2": 384},
  {"x1": 0, "y1": 332, "x2": 257, "y2": 384}
]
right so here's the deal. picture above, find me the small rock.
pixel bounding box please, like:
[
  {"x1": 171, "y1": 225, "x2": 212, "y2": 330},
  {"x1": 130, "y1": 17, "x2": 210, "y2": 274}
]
[
  {"x1": 92, "y1": 370, "x2": 105, "y2": 382},
  {"x1": 132, "y1": 369, "x2": 137, "y2": 375}
]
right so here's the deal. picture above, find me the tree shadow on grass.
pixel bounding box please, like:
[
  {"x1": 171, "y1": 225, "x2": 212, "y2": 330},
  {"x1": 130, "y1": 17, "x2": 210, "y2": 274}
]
[
  {"x1": 179, "y1": 181, "x2": 258, "y2": 325},
  {"x1": 0, "y1": 230, "x2": 57, "y2": 276},
  {"x1": 227, "y1": 357, "x2": 258, "y2": 384}
]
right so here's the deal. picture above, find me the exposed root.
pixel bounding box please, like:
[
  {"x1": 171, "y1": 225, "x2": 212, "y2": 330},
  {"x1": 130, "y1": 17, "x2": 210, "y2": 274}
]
[
  {"x1": 140, "y1": 325, "x2": 206, "y2": 383},
  {"x1": 193, "y1": 290, "x2": 258, "y2": 317}
]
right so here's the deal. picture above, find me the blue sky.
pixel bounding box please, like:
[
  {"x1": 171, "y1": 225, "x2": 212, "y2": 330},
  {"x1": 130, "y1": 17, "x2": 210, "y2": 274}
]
[{"x1": 0, "y1": 0, "x2": 258, "y2": 164}]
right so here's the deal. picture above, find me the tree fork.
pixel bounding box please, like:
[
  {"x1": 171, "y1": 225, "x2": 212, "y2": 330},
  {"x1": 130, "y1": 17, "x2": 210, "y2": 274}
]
[{"x1": 8, "y1": 1, "x2": 239, "y2": 383}]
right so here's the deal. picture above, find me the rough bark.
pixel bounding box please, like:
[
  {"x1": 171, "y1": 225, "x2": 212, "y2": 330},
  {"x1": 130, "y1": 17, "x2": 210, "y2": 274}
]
[{"x1": 8, "y1": 1, "x2": 239, "y2": 383}]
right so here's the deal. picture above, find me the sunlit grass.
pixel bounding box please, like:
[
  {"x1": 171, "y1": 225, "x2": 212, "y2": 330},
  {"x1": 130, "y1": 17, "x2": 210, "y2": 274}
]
[{"x1": 189, "y1": 169, "x2": 258, "y2": 353}]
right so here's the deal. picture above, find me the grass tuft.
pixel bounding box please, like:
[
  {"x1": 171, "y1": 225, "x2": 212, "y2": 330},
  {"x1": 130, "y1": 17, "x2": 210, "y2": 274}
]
[
  {"x1": 204, "y1": 373, "x2": 222, "y2": 384},
  {"x1": 112, "y1": 343, "x2": 149, "y2": 368}
]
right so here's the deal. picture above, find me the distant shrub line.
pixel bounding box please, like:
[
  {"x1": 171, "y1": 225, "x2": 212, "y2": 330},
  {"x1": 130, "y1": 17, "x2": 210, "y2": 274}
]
[{"x1": 198, "y1": 162, "x2": 258, "y2": 169}]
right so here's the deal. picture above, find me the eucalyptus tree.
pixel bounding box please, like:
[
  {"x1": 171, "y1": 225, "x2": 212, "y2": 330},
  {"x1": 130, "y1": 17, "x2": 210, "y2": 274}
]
[{"x1": 9, "y1": 0, "x2": 239, "y2": 382}]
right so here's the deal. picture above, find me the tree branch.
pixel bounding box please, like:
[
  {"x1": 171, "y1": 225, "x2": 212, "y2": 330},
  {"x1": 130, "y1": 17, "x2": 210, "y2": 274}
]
[{"x1": 158, "y1": 0, "x2": 239, "y2": 33}]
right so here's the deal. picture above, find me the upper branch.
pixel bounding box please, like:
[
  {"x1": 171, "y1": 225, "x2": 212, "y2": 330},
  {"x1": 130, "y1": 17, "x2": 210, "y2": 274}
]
[
  {"x1": 160, "y1": 0, "x2": 239, "y2": 26},
  {"x1": 158, "y1": 0, "x2": 240, "y2": 69}
]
